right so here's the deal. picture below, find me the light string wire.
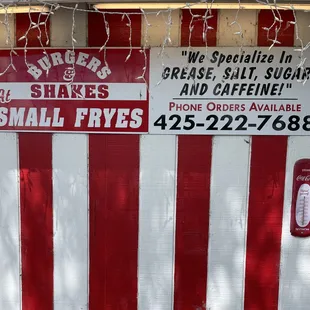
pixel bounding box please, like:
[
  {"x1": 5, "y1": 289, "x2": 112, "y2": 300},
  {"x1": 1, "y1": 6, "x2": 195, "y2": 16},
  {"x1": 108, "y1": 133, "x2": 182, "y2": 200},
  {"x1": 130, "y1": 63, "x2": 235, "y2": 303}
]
[{"x1": 0, "y1": 0, "x2": 309, "y2": 85}]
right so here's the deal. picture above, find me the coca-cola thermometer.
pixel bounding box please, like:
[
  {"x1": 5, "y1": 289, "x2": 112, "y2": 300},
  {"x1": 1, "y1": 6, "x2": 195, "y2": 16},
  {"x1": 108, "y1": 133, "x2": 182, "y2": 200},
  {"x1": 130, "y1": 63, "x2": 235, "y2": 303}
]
[{"x1": 291, "y1": 159, "x2": 310, "y2": 237}]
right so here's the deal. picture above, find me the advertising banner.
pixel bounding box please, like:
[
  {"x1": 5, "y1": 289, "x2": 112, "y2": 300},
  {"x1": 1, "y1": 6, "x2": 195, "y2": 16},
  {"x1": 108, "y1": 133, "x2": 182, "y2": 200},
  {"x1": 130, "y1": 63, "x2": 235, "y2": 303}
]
[
  {"x1": 149, "y1": 47, "x2": 310, "y2": 135},
  {"x1": 0, "y1": 48, "x2": 149, "y2": 133}
]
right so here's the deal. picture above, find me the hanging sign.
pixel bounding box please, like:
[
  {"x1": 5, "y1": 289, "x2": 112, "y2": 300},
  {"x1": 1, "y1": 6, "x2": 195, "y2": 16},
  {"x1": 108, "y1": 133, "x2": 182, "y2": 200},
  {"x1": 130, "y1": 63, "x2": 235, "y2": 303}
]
[
  {"x1": 0, "y1": 48, "x2": 149, "y2": 133},
  {"x1": 149, "y1": 47, "x2": 310, "y2": 135}
]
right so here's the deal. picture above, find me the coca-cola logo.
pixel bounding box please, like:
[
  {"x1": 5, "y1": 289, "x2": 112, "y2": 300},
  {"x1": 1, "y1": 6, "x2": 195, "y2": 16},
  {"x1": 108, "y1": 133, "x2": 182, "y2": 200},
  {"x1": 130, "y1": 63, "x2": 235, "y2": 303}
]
[{"x1": 297, "y1": 175, "x2": 310, "y2": 181}]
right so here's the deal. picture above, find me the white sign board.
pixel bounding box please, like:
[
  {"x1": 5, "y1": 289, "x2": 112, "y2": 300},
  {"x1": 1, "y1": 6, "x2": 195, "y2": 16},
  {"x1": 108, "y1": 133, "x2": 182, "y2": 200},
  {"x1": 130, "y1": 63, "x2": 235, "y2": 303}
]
[{"x1": 149, "y1": 47, "x2": 310, "y2": 135}]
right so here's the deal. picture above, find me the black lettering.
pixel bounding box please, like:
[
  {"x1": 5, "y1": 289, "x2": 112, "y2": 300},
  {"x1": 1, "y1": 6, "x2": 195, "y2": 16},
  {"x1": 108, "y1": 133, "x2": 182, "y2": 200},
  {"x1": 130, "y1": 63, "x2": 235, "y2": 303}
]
[
  {"x1": 205, "y1": 68, "x2": 214, "y2": 79},
  {"x1": 190, "y1": 83, "x2": 199, "y2": 95},
  {"x1": 162, "y1": 67, "x2": 170, "y2": 79},
  {"x1": 223, "y1": 67, "x2": 231, "y2": 79},
  {"x1": 188, "y1": 51, "x2": 200, "y2": 63},
  {"x1": 213, "y1": 83, "x2": 221, "y2": 96},
  {"x1": 187, "y1": 67, "x2": 197, "y2": 80},
  {"x1": 210, "y1": 51, "x2": 218, "y2": 64},
  {"x1": 199, "y1": 84, "x2": 208, "y2": 95},
  {"x1": 180, "y1": 68, "x2": 188, "y2": 79},
  {"x1": 180, "y1": 83, "x2": 189, "y2": 96},
  {"x1": 171, "y1": 67, "x2": 180, "y2": 79},
  {"x1": 264, "y1": 67, "x2": 273, "y2": 79},
  {"x1": 197, "y1": 67, "x2": 205, "y2": 79}
]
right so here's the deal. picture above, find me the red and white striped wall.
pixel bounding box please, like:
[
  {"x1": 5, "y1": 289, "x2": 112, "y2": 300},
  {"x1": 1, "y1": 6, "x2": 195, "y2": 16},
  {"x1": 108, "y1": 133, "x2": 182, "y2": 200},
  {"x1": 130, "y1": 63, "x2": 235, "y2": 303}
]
[{"x1": 0, "y1": 6, "x2": 310, "y2": 310}]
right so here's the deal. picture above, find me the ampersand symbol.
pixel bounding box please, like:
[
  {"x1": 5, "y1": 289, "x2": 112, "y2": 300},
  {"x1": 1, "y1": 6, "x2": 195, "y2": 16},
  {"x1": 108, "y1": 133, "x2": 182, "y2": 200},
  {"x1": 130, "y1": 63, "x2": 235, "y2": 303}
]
[{"x1": 63, "y1": 67, "x2": 75, "y2": 81}]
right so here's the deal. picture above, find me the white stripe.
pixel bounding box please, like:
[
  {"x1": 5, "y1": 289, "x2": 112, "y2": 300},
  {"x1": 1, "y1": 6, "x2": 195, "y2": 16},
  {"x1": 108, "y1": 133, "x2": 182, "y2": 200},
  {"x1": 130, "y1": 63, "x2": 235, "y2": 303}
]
[
  {"x1": 0, "y1": 133, "x2": 21, "y2": 310},
  {"x1": 279, "y1": 136, "x2": 310, "y2": 310},
  {"x1": 294, "y1": 11, "x2": 310, "y2": 47},
  {"x1": 138, "y1": 135, "x2": 177, "y2": 310},
  {"x1": 207, "y1": 136, "x2": 250, "y2": 310},
  {"x1": 217, "y1": 9, "x2": 257, "y2": 46},
  {"x1": 53, "y1": 134, "x2": 89, "y2": 310},
  {"x1": 143, "y1": 9, "x2": 180, "y2": 47},
  {"x1": 51, "y1": 3, "x2": 87, "y2": 48},
  {"x1": 0, "y1": 83, "x2": 147, "y2": 101},
  {"x1": 0, "y1": 14, "x2": 15, "y2": 48},
  {"x1": 206, "y1": 10, "x2": 254, "y2": 309}
]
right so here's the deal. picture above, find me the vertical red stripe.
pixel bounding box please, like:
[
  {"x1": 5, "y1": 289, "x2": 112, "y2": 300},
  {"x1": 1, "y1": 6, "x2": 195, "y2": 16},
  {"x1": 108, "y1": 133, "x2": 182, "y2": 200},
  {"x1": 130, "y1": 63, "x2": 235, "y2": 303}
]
[
  {"x1": 244, "y1": 137, "x2": 287, "y2": 309},
  {"x1": 173, "y1": 9, "x2": 217, "y2": 310},
  {"x1": 181, "y1": 9, "x2": 218, "y2": 47},
  {"x1": 19, "y1": 133, "x2": 53, "y2": 310},
  {"x1": 174, "y1": 136, "x2": 212, "y2": 310},
  {"x1": 244, "y1": 9, "x2": 292, "y2": 310},
  {"x1": 17, "y1": 13, "x2": 53, "y2": 310},
  {"x1": 88, "y1": 9, "x2": 141, "y2": 47},
  {"x1": 88, "y1": 11, "x2": 141, "y2": 310},
  {"x1": 258, "y1": 10, "x2": 294, "y2": 46},
  {"x1": 16, "y1": 13, "x2": 50, "y2": 47},
  {"x1": 89, "y1": 135, "x2": 139, "y2": 309}
]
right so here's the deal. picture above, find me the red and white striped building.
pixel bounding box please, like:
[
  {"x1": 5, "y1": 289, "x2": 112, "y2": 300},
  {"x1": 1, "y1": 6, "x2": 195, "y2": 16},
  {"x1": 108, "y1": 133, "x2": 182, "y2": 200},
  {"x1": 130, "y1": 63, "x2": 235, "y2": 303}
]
[{"x1": 0, "y1": 3, "x2": 309, "y2": 310}]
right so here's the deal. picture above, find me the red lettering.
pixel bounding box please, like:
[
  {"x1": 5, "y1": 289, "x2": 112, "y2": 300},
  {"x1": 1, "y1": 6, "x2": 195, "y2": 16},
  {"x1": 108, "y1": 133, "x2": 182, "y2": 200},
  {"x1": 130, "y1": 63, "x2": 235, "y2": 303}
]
[
  {"x1": 206, "y1": 102, "x2": 216, "y2": 111},
  {"x1": 44, "y1": 84, "x2": 56, "y2": 98},
  {"x1": 32, "y1": 84, "x2": 111, "y2": 99},
  {"x1": 169, "y1": 103, "x2": 201, "y2": 111},
  {"x1": 71, "y1": 85, "x2": 83, "y2": 98},
  {"x1": 97, "y1": 84, "x2": 109, "y2": 99},
  {"x1": 58, "y1": 85, "x2": 69, "y2": 98},
  {"x1": 206, "y1": 103, "x2": 246, "y2": 112},
  {"x1": 85, "y1": 85, "x2": 96, "y2": 99},
  {"x1": 31, "y1": 84, "x2": 42, "y2": 98}
]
